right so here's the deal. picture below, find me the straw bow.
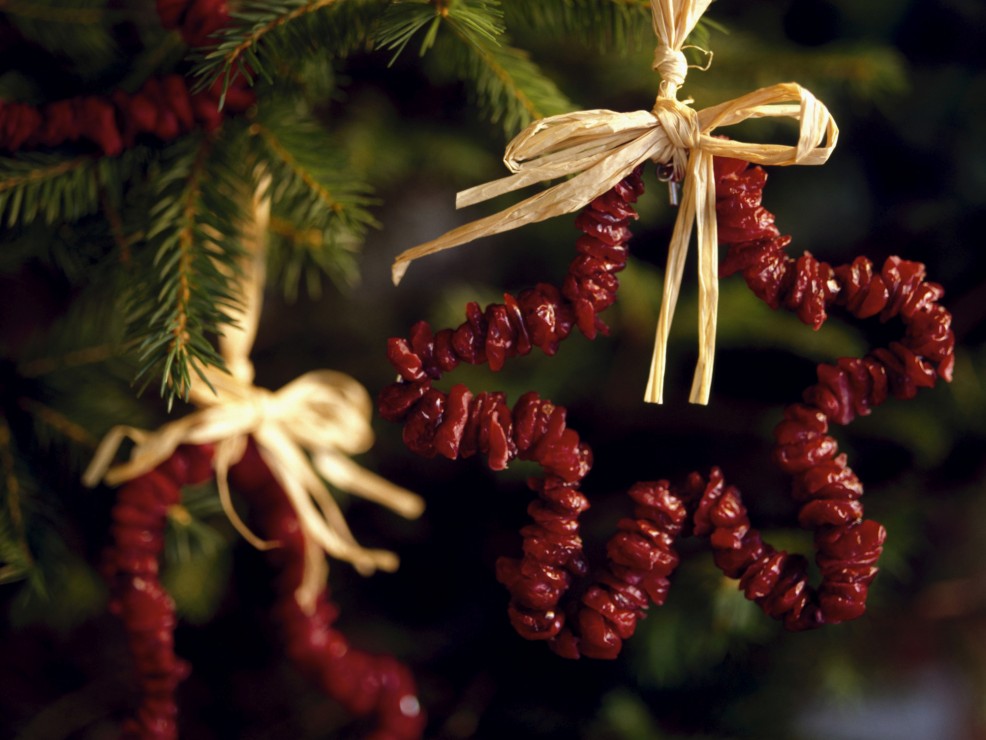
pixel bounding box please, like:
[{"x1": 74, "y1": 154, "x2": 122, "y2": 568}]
[
  {"x1": 84, "y1": 179, "x2": 424, "y2": 610},
  {"x1": 391, "y1": 0, "x2": 838, "y2": 405}
]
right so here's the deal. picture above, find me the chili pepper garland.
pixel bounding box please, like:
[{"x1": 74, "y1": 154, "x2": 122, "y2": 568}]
[
  {"x1": 103, "y1": 443, "x2": 425, "y2": 739},
  {"x1": 379, "y1": 157, "x2": 955, "y2": 659},
  {"x1": 103, "y1": 445, "x2": 213, "y2": 739},
  {"x1": 0, "y1": 0, "x2": 250, "y2": 156}
]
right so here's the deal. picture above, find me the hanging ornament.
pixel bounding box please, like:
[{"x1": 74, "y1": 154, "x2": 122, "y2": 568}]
[
  {"x1": 391, "y1": 0, "x2": 837, "y2": 405},
  {"x1": 85, "y1": 176, "x2": 426, "y2": 737},
  {"x1": 380, "y1": 0, "x2": 954, "y2": 659}
]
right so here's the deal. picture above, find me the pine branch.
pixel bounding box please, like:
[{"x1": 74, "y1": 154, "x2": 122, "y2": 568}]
[
  {"x1": 269, "y1": 55, "x2": 340, "y2": 109},
  {"x1": 767, "y1": 42, "x2": 907, "y2": 99},
  {"x1": 376, "y1": 0, "x2": 502, "y2": 61},
  {"x1": 374, "y1": 0, "x2": 442, "y2": 62},
  {"x1": 684, "y1": 32, "x2": 908, "y2": 104},
  {"x1": 251, "y1": 107, "x2": 377, "y2": 298},
  {"x1": 18, "y1": 399, "x2": 97, "y2": 448},
  {"x1": 0, "y1": 407, "x2": 102, "y2": 617},
  {"x1": 378, "y1": 0, "x2": 573, "y2": 136},
  {"x1": 125, "y1": 133, "x2": 250, "y2": 409},
  {"x1": 501, "y1": 0, "x2": 654, "y2": 51},
  {"x1": 0, "y1": 155, "x2": 96, "y2": 227},
  {"x1": 0, "y1": 149, "x2": 148, "y2": 230},
  {"x1": 266, "y1": 215, "x2": 361, "y2": 299},
  {"x1": 9, "y1": 276, "x2": 155, "y2": 473},
  {"x1": 192, "y1": 0, "x2": 387, "y2": 107},
  {"x1": 444, "y1": 27, "x2": 573, "y2": 135}
]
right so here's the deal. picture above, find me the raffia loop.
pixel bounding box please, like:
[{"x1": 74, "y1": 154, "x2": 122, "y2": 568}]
[
  {"x1": 391, "y1": 0, "x2": 839, "y2": 405},
  {"x1": 653, "y1": 45, "x2": 688, "y2": 96},
  {"x1": 85, "y1": 177, "x2": 424, "y2": 611}
]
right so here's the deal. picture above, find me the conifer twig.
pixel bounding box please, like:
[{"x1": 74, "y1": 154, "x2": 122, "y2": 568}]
[
  {"x1": 252, "y1": 122, "x2": 347, "y2": 213},
  {"x1": 18, "y1": 344, "x2": 122, "y2": 378},
  {"x1": 126, "y1": 134, "x2": 250, "y2": 409},
  {"x1": 0, "y1": 157, "x2": 93, "y2": 227},
  {"x1": 192, "y1": 0, "x2": 382, "y2": 106},
  {"x1": 447, "y1": 22, "x2": 541, "y2": 122},
  {"x1": 18, "y1": 398, "x2": 98, "y2": 448},
  {"x1": 223, "y1": 0, "x2": 340, "y2": 71},
  {"x1": 377, "y1": 0, "x2": 572, "y2": 135},
  {"x1": 251, "y1": 110, "x2": 375, "y2": 297}
]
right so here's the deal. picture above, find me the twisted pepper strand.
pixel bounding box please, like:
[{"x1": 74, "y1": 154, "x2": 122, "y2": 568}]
[
  {"x1": 385, "y1": 171, "x2": 645, "y2": 384},
  {"x1": 710, "y1": 156, "x2": 954, "y2": 628},
  {"x1": 102, "y1": 445, "x2": 213, "y2": 739},
  {"x1": 379, "y1": 159, "x2": 954, "y2": 658},
  {"x1": 104, "y1": 442, "x2": 424, "y2": 739},
  {"x1": 0, "y1": 0, "x2": 251, "y2": 155}
]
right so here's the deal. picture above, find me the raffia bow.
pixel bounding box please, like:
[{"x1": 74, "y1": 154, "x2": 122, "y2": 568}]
[
  {"x1": 84, "y1": 177, "x2": 424, "y2": 610},
  {"x1": 391, "y1": 0, "x2": 838, "y2": 405}
]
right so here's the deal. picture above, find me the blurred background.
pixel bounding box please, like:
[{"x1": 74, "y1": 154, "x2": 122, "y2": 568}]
[{"x1": 1, "y1": 0, "x2": 985, "y2": 737}]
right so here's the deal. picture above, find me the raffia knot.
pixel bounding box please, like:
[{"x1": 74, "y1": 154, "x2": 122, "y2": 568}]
[
  {"x1": 249, "y1": 386, "x2": 278, "y2": 425},
  {"x1": 651, "y1": 97, "x2": 699, "y2": 179},
  {"x1": 653, "y1": 44, "x2": 688, "y2": 95}
]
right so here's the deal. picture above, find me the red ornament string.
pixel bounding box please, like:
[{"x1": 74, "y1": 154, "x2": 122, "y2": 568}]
[
  {"x1": 383, "y1": 174, "x2": 643, "y2": 389},
  {"x1": 0, "y1": 0, "x2": 250, "y2": 156},
  {"x1": 102, "y1": 445, "x2": 213, "y2": 739},
  {"x1": 379, "y1": 158, "x2": 955, "y2": 659},
  {"x1": 103, "y1": 443, "x2": 425, "y2": 740}
]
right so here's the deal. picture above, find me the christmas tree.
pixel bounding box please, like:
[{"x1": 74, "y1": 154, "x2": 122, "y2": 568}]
[{"x1": 2, "y1": 1, "x2": 985, "y2": 737}]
